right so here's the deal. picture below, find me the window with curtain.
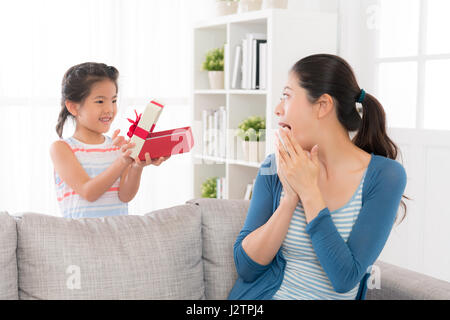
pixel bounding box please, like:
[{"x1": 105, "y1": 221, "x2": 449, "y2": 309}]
[{"x1": 0, "y1": 0, "x2": 206, "y2": 216}]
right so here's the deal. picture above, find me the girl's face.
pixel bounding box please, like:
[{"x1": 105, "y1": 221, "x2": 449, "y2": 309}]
[
  {"x1": 75, "y1": 79, "x2": 118, "y2": 134},
  {"x1": 274, "y1": 72, "x2": 319, "y2": 151}
]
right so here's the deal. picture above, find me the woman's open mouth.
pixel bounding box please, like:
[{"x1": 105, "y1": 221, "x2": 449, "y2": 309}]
[{"x1": 278, "y1": 122, "x2": 291, "y2": 130}]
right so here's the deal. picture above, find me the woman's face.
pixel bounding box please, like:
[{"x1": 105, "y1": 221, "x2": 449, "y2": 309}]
[
  {"x1": 75, "y1": 79, "x2": 118, "y2": 134},
  {"x1": 274, "y1": 72, "x2": 318, "y2": 151}
]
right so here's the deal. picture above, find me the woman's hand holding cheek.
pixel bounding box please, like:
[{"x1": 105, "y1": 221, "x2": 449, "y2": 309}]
[
  {"x1": 276, "y1": 128, "x2": 327, "y2": 223},
  {"x1": 275, "y1": 137, "x2": 299, "y2": 205}
]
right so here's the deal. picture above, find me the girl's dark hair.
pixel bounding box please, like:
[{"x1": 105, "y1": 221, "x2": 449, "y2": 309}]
[
  {"x1": 291, "y1": 54, "x2": 409, "y2": 224},
  {"x1": 56, "y1": 62, "x2": 119, "y2": 138}
]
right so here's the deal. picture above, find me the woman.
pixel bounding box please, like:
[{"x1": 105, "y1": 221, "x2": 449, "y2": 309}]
[{"x1": 228, "y1": 54, "x2": 407, "y2": 300}]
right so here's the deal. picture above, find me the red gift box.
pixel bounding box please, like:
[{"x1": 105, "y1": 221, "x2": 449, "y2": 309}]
[{"x1": 126, "y1": 100, "x2": 194, "y2": 160}]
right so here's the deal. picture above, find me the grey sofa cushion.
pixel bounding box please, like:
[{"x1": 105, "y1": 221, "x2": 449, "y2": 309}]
[
  {"x1": 16, "y1": 204, "x2": 204, "y2": 300},
  {"x1": 0, "y1": 212, "x2": 18, "y2": 300},
  {"x1": 366, "y1": 260, "x2": 450, "y2": 300},
  {"x1": 187, "y1": 198, "x2": 249, "y2": 300}
]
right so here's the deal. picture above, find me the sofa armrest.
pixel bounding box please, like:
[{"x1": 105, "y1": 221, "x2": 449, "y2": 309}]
[{"x1": 366, "y1": 260, "x2": 450, "y2": 300}]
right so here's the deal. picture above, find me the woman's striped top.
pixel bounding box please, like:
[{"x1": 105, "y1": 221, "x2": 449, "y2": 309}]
[
  {"x1": 272, "y1": 168, "x2": 368, "y2": 300},
  {"x1": 53, "y1": 135, "x2": 128, "y2": 218}
]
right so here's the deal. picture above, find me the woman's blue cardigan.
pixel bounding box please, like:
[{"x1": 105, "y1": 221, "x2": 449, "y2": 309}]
[{"x1": 228, "y1": 153, "x2": 407, "y2": 300}]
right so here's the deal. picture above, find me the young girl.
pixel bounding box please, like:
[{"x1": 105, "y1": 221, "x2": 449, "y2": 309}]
[{"x1": 50, "y1": 62, "x2": 169, "y2": 218}]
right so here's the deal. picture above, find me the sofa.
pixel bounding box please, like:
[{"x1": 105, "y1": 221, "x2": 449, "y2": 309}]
[{"x1": 1, "y1": 198, "x2": 449, "y2": 300}]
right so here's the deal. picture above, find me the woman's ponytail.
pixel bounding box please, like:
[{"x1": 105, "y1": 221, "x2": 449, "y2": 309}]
[
  {"x1": 352, "y1": 91, "x2": 397, "y2": 160},
  {"x1": 291, "y1": 54, "x2": 409, "y2": 224}
]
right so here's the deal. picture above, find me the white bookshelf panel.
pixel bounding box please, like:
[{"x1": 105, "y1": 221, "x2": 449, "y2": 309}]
[
  {"x1": 227, "y1": 94, "x2": 266, "y2": 162},
  {"x1": 193, "y1": 163, "x2": 226, "y2": 199},
  {"x1": 227, "y1": 164, "x2": 259, "y2": 199},
  {"x1": 194, "y1": 26, "x2": 227, "y2": 90}
]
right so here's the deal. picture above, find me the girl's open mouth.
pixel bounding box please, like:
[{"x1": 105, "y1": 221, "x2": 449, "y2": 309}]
[{"x1": 99, "y1": 117, "x2": 112, "y2": 124}]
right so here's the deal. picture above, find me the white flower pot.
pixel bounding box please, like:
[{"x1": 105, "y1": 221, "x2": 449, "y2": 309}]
[
  {"x1": 238, "y1": 0, "x2": 262, "y2": 13},
  {"x1": 242, "y1": 140, "x2": 265, "y2": 162},
  {"x1": 262, "y1": 0, "x2": 288, "y2": 9},
  {"x1": 215, "y1": 1, "x2": 238, "y2": 16},
  {"x1": 208, "y1": 71, "x2": 224, "y2": 90}
]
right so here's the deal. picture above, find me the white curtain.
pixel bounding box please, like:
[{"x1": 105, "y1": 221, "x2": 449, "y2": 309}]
[{"x1": 0, "y1": 0, "x2": 208, "y2": 216}]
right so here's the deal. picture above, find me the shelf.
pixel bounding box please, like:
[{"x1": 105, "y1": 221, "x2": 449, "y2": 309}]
[
  {"x1": 194, "y1": 154, "x2": 227, "y2": 164},
  {"x1": 229, "y1": 90, "x2": 267, "y2": 95},
  {"x1": 194, "y1": 89, "x2": 227, "y2": 95},
  {"x1": 194, "y1": 154, "x2": 262, "y2": 169},
  {"x1": 194, "y1": 9, "x2": 290, "y2": 29}
]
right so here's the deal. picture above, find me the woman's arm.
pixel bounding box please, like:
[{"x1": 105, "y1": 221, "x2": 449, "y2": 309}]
[
  {"x1": 305, "y1": 160, "x2": 407, "y2": 293},
  {"x1": 234, "y1": 155, "x2": 288, "y2": 282},
  {"x1": 242, "y1": 195, "x2": 297, "y2": 266}
]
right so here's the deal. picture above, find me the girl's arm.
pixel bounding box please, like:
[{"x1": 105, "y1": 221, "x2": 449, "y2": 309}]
[
  {"x1": 118, "y1": 164, "x2": 143, "y2": 203},
  {"x1": 118, "y1": 154, "x2": 170, "y2": 203},
  {"x1": 305, "y1": 160, "x2": 407, "y2": 293},
  {"x1": 50, "y1": 140, "x2": 133, "y2": 202}
]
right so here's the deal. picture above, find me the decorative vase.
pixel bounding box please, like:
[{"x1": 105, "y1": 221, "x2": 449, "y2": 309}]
[
  {"x1": 238, "y1": 0, "x2": 263, "y2": 13},
  {"x1": 261, "y1": 0, "x2": 288, "y2": 9},
  {"x1": 242, "y1": 140, "x2": 265, "y2": 162},
  {"x1": 215, "y1": 1, "x2": 238, "y2": 16},
  {"x1": 208, "y1": 71, "x2": 224, "y2": 90}
]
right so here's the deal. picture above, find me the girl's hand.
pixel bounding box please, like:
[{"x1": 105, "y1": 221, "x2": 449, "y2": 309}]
[
  {"x1": 119, "y1": 140, "x2": 136, "y2": 165},
  {"x1": 131, "y1": 153, "x2": 171, "y2": 169},
  {"x1": 275, "y1": 128, "x2": 321, "y2": 200},
  {"x1": 112, "y1": 129, "x2": 128, "y2": 148}
]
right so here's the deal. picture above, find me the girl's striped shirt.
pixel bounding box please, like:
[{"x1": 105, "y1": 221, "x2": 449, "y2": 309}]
[
  {"x1": 53, "y1": 135, "x2": 128, "y2": 218},
  {"x1": 272, "y1": 168, "x2": 367, "y2": 300}
]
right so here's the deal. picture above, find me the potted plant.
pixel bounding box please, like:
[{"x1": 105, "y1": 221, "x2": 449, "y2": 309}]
[
  {"x1": 202, "y1": 47, "x2": 225, "y2": 90},
  {"x1": 215, "y1": 0, "x2": 239, "y2": 16},
  {"x1": 261, "y1": 0, "x2": 288, "y2": 9},
  {"x1": 238, "y1": 0, "x2": 262, "y2": 13},
  {"x1": 201, "y1": 176, "x2": 218, "y2": 198},
  {"x1": 236, "y1": 116, "x2": 266, "y2": 162}
]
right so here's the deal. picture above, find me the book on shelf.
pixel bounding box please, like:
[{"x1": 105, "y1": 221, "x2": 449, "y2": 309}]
[
  {"x1": 259, "y1": 42, "x2": 267, "y2": 90},
  {"x1": 243, "y1": 178, "x2": 257, "y2": 200},
  {"x1": 202, "y1": 107, "x2": 227, "y2": 158},
  {"x1": 216, "y1": 177, "x2": 226, "y2": 199},
  {"x1": 239, "y1": 33, "x2": 267, "y2": 90},
  {"x1": 231, "y1": 45, "x2": 242, "y2": 89},
  {"x1": 224, "y1": 43, "x2": 229, "y2": 90}
]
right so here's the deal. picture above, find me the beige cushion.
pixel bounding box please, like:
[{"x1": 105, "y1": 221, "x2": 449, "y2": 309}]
[
  {"x1": 187, "y1": 199, "x2": 249, "y2": 299},
  {"x1": 16, "y1": 204, "x2": 204, "y2": 300},
  {"x1": 0, "y1": 212, "x2": 18, "y2": 300}
]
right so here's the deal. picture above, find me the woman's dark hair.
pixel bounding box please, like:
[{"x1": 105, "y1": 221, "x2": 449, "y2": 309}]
[
  {"x1": 291, "y1": 54, "x2": 409, "y2": 224},
  {"x1": 56, "y1": 62, "x2": 119, "y2": 138}
]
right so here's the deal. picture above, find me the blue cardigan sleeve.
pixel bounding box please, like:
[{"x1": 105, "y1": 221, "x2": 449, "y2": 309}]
[
  {"x1": 305, "y1": 159, "x2": 407, "y2": 293},
  {"x1": 233, "y1": 156, "x2": 278, "y2": 282}
]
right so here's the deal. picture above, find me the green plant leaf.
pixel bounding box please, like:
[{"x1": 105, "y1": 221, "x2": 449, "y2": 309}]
[
  {"x1": 202, "y1": 47, "x2": 225, "y2": 71},
  {"x1": 201, "y1": 176, "x2": 218, "y2": 198},
  {"x1": 236, "y1": 116, "x2": 266, "y2": 141}
]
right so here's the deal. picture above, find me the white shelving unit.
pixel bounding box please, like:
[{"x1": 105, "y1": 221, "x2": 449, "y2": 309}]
[{"x1": 191, "y1": 9, "x2": 337, "y2": 200}]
